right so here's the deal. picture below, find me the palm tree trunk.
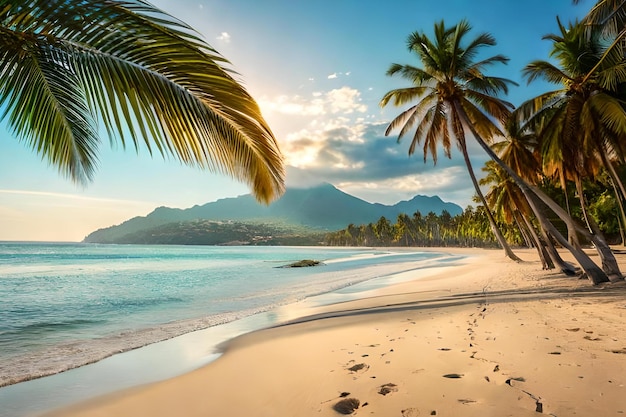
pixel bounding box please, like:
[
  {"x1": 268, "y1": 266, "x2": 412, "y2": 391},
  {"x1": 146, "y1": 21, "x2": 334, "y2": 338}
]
[
  {"x1": 453, "y1": 102, "x2": 610, "y2": 284},
  {"x1": 562, "y1": 181, "x2": 583, "y2": 249},
  {"x1": 575, "y1": 176, "x2": 623, "y2": 281},
  {"x1": 517, "y1": 211, "x2": 555, "y2": 270},
  {"x1": 530, "y1": 183, "x2": 622, "y2": 281},
  {"x1": 514, "y1": 212, "x2": 533, "y2": 248},
  {"x1": 574, "y1": 175, "x2": 594, "y2": 233},
  {"x1": 526, "y1": 188, "x2": 606, "y2": 281},
  {"x1": 457, "y1": 139, "x2": 522, "y2": 262}
]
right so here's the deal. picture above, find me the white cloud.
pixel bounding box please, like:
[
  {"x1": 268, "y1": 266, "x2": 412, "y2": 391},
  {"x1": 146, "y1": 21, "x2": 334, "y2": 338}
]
[
  {"x1": 327, "y1": 73, "x2": 338, "y2": 79},
  {"x1": 327, "y1": 87, "x2": 367, "y2": 114},
  {"x1": 259, "y1": 94, "x2": 325, "y2": 116},
  {"x1": 280, "y1": 119, "x2": 366, "y2": 169},
  {"x1": 259, "y1": 87, "x2": 367, "y2": 118},
  {"x1": 339, "y1": 167, "x2": 466, "y2": 196},
  {"x1": 217, "y1": 32, "x2": 231, "y2": 42}
]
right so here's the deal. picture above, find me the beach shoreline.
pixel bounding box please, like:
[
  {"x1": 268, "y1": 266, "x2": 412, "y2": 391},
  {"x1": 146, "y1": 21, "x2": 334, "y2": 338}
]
[
  {"x1": 1, "y1": 246, "x2": 457, "y2": 390},
  {"x1": 39, "y1": 247, "x2": 626, "y2": 417},
  {"x1": 1, "y1": 247, "x2": 468, "y2": 417}
]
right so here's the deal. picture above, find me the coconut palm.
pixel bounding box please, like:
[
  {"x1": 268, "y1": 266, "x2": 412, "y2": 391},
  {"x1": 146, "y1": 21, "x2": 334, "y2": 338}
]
[
  {"x1": 490, "y1": 120, "x2": 580, "y2": 274},
  {"x1": 380, "y1": 19, "x2": 522, "y2": 262},
  {"x1": 481, "y1": 160, "x2": 577, "y2": 272},
  {"x1": 518, "y1": 18, "x2": 626, "y2": 278},
  {"x1": 0, "y1": 0, "x2": 284, "y2": 203}
]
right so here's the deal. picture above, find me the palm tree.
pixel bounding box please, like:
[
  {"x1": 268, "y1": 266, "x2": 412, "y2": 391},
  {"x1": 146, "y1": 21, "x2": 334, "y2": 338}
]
[
  {"x1": 518, "y1": 18, "x2": 626, "y2": 279},
  {"x1": 380, "y1": 20, "x2": 522, "y2": 262},
  {"x1": 480, "y1": 160, "x2": 567, "y2": 271},
  {"x1": 0, "y1": 0, "x2": 284, "y2": 203},
  {"x1": 490, "y1": 121, "x2": 579, "y2": 274}
]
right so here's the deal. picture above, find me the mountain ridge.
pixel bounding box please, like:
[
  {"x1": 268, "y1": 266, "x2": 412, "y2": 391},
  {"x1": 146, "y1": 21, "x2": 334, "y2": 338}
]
[{"x1": 83, "y1": 183, "x2": 462, "y2": 244}]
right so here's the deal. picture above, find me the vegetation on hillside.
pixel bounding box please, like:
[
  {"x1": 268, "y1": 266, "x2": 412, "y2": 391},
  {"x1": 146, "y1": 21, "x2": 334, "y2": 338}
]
[{"x1": 83, "y1": 220, "x2": 325, "y2": 246}]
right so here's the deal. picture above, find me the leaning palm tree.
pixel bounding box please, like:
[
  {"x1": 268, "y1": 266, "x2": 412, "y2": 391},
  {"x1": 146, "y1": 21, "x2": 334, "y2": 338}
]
[
  {"x1": 518, "y1": 18, "x2": 626, "y2": 279},
  {"x1": 491, "y1": 120, "x2": 579, "y2": 274},
  {"x1": 480, "y1": 161, "x2": 555, "y2": 270},
  {"x1": 0, "y1": 0, "x2": 284, "y2": 203},
  {"x1": 380, "y1": 20, "x2": 522, "y2": 262}
]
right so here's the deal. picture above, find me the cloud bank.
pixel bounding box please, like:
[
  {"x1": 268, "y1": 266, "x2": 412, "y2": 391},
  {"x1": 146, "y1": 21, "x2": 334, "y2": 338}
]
[{"x1": 259, "y1": 85, "x2": 488, "y2": 206}]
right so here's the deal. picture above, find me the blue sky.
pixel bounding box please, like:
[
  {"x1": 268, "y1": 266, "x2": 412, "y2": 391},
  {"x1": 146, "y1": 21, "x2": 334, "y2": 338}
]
[{"x1": 0, "y1": 0, "x2": 587, "y2": 241}]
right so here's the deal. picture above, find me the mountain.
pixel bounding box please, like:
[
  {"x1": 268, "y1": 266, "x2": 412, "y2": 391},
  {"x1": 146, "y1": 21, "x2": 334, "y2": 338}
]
[{"x1": 83, "y1": 183, "x2": 462, "y2": 244}]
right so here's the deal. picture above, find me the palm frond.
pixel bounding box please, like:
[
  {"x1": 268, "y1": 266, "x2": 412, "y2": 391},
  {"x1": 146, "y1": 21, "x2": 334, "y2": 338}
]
[
  {"x1": 463, "y1": 89, "x2": 513, "y2": 123},
  {"x1": 465, "y1": 75, "x2": 517, "y2": 96},
  {"x1": 424, "y1": 106, "x2": 448, "y2": 163},
  {"x1": 515, "y1": 90, "x2": 566, "y2": 123},
  {"x1": 581, "y1": 0, "x2": 626, "y2": 37},
  {"x1": 467, "y1": 54, "x2": 510, "y2": 74},
  {"x1": 380, "y1": 86, "x2": 431, "y2": 108},
  {"x1": 407, "y1": 31, "x2": 440, "y2": 73},
  {"x1": 523, "y1": 60, "x2": 572, "y2": 84},
  {"x1": 385, "y1": 63, "x2": 435, "y2": 85},
  {"x1": 402, "y1": 93, "x2": 438, "y2": 142},
  {"x1": 0, "y1": 0, "x2": 284, "y2": 203},
  {"x1": 588, "y1": 91, "x2": 626, "y2": 134},
  {"x1": 461, "y1": 31, "x2": 497, "y2": 67},
  {"x1": 0, "y1": 35, "x2": 100, "y2": 183},
  {"x1": 410, "y1": 106, "x2": 435, "y2": 156}
]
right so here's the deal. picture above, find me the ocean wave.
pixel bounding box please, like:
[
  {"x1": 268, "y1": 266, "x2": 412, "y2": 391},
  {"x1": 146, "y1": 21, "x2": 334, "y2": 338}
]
[
  {"x1": 1, "y1": 318, "x2": 105, "y2": 336},
  {"x1": 0, "y1": 305, "x2": 277, "y2": 388}
]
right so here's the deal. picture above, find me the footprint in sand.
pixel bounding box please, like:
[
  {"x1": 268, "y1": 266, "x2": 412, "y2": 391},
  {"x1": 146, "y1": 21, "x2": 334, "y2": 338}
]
[
  {"x1": 347, "y1": 363, "x2": 369, "y2": 373},
  {"x1": 458, "y1": 399, "x2": 477, "y2": 404},
  {"x1": 401, "y1": 407, "x2": 420, "y2": 416},
  {"x1": 333, "y1": 398, "x2": 360, "y2": 415},
  {"x1": 505, "y1": 377, "x2": 526, "y2": 386},
  {"x1": 378, "y1": 383, "x2": 398, "y2": 395}
]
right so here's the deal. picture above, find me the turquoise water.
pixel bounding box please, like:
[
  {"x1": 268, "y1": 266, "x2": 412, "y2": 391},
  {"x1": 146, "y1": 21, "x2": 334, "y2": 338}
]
[{"x1": 0, "y1": 242, "x2": 463, "y2": 417}]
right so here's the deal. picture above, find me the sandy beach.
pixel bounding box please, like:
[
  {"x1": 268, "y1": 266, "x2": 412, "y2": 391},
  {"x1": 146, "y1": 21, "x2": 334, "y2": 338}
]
[{"x1": 44, "y1": 248, "x2": 626, "y2": 417}]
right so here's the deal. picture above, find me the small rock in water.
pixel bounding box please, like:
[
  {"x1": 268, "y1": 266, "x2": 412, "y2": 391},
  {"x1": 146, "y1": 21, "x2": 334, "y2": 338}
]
[{"x1": 280, "y1": 259, "x2": 322, "y2": 268}]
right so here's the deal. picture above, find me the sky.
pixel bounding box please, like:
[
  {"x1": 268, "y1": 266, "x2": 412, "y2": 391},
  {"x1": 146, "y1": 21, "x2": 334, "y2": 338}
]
[{"x1": 0, "y1": 0, "x2": 589, "y2": 241}]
